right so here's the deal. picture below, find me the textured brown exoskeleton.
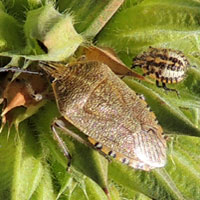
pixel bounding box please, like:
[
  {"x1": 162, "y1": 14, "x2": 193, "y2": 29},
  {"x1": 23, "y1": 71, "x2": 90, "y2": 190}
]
[
  {"x1": 39, "y1": 60, "x2": 167, "y2": 171},
  {"x1": 132, "y1": 47, "x2": 190, "y2": 95}
]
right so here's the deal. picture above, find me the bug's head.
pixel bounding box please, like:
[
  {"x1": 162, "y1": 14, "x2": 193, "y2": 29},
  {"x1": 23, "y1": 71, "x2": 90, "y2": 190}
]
[{"x1": 39, "y1": 61, "x2": 67, "y2": 82}]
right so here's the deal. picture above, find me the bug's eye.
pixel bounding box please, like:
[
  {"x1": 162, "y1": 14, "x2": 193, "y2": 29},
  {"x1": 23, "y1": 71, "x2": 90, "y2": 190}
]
[{"x1": 49, "y1": 76, "x2": 55, "y2": 83}]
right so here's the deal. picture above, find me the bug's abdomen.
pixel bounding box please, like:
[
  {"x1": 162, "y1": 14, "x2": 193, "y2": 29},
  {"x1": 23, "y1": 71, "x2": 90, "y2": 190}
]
[
  {"x1": 133, "y1": 47, "x2": 189, "y2": 84},
  {"x1": 156, "y1": 67, "x2": 185, "y2": 84}
]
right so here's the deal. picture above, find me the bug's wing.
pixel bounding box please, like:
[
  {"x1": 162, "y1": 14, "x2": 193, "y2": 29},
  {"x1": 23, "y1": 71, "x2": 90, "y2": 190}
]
[
  {"x1": 81, "y1": 67, "x2": 166, "y2": 170},
  {"x1": 51, "y1": 61, "x2": 166, "y2": 170}
]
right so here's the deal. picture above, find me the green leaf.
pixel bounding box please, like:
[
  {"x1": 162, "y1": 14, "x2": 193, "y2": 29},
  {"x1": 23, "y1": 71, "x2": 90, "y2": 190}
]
[
  {"x1": 31, "y1": 102, "x2": 109, "y2": 199},
  {"x1": 0, "y1": 123, "x2": 44, "y2": 200},
  {"x1": 0, "y1": 0, "x2": 200, "y2": 199},
  {"x1": 58, "y1": 0, "x2": 125, "y2": 37},
  {"x1": 124, "y1": 78, "x2": 200, "y2": 136},
  {"x1": 31, "y1": 166, "x2": 56, "y2": 200},
  {"x1": 107, "y1": 135, "x2": 200, "y2": 200},
  {"x1": 0, "y1": 7, "x2": 24, "y2": 51},
  {"x1": 2, "y1": 0, "x2": 43, "y2": 21},
  {"x1": 0, "y1": 3, "x2": 83, "y2": 61},
  {"x1": 97, "y1": 0, "x2": 200, "y2": 66},
  {"x1": 0, "y1": 128, "x2": 16, "y2": 200},
  {"x1": 24, "y1": 3, "x2": 83, "y2": 60},
  {"x1": 97, "y1": 0, "x2": 200, "y2": 136}
]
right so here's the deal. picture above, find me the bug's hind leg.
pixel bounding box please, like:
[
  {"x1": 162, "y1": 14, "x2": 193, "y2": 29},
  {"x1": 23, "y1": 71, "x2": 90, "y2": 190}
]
[
  {"x1": 52, "y1": 118, "x2": 111, "y2": 198},
  {"x1": 156, "y1": 80, "x2": 163, "y2": 88},
  {"x1": 51, "y1": 117, "x2": 92, "y2": 169},
  {"x1": 156, "y1": 80, "x2": 180, "y2": 97},
  {"x1": 162, "y1": 82, "x2": 180, "y2": 97}
]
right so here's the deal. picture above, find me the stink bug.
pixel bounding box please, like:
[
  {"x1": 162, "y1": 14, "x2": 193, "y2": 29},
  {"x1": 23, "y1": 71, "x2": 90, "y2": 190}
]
[
  {"x1": 38, "y1": 60, "x2": 167, "y2": 171},
  {"x1": 132, "y1": 47, "x2": 190, "y2": 95}
]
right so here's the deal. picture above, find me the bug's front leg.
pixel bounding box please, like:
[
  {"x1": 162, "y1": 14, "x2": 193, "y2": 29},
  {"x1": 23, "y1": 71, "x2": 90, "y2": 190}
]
[
  {"x1": 51, "y1": 117, "x2": 92, "y2": 169},
  {"x1": 142, "y1": 71, "x2": 151, "y2": 77},
  {"x1": 131, "y1": 64, "x2": 138, "y2": 69}
]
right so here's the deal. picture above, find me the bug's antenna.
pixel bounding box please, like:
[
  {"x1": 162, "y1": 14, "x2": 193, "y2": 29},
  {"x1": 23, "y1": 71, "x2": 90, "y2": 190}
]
[{"x1": 0, "y1": 67, "x2": 43, "y2": 75}]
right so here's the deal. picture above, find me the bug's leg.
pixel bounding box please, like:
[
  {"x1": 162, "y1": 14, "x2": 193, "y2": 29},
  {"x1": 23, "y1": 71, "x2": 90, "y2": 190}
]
[
  {"x1": 162, "y1": 82, "x2": 180, "y2": 97},
  {"x1": 142, "y1": 72, "x2": 147, "y2": 77},
  {"x1": 51, "y1": 117, "x2": 92, "y2": 168},
  {"x1": 142, "y1": 71, "x2": 151, "y2": 77},
  {"x1": 52, "y1": 118, "x2": 111, "y2": 198},
  {"x1": 156, "y1": 80, "x2": 162, "y2": 88},
  {"x1": 51, "y1": 121, "x2": 72, "y2": 168},
  {"x1": 131, "y1": 64, "x2": 138, "y2": 69}
]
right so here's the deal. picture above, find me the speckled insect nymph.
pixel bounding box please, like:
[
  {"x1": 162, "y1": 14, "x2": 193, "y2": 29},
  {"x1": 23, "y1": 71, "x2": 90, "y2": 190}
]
[{"x1": 132, "y1": 47, "x2": 190, "y2": 93}]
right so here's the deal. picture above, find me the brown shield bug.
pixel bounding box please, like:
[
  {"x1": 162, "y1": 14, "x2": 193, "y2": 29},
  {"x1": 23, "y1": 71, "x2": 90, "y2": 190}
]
[
  {"x1": 37, "y1": 60, "x2": 167, "y2": 171},
  {"x1": 132, "y1": 47, "x2": 191, "y2": 96}
]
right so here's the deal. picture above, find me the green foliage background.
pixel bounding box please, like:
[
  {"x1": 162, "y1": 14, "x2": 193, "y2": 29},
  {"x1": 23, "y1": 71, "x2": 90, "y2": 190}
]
[{"x1": 0, "y1": 0, "x2": 200, "y2": 199}]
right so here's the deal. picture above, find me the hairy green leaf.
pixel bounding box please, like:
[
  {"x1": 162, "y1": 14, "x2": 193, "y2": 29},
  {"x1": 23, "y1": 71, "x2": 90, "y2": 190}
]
[{"x1": 0, "y1": 0, "x2": 200, "y2": 199}]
